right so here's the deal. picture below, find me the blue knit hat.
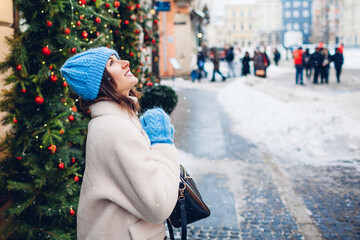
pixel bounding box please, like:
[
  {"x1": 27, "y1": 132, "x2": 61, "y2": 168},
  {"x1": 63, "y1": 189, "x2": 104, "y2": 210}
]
[{"x1": 60, "y1": 47, "x2": 119, "y2": 101}]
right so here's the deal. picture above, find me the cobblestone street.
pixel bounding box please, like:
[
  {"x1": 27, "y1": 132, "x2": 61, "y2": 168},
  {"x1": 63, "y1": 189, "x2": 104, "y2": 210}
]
[{"x1": 167, "y1": 63, "x2": 360, "y2": 240}]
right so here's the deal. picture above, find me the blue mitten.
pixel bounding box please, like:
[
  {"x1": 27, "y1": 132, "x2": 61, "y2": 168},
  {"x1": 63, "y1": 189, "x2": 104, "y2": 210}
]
[{"x1": 140, "y1": 108, "x2": 174, "y2": 145}]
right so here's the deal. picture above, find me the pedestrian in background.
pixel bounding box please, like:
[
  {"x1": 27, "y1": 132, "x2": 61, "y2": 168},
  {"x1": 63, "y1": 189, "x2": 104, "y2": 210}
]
[
  {"x1": 332, "y1": 47, "x2": 344, "y2": 83},
  {"x1": 293, "y1": 47, "x2": 304, "y2": 85},
  {"x1": 225, "y1": 46, "x2": 236, "y2": 78},
  {"x1": 211, "y1": 48, "x2": 226, "y2": 82},
  {"x1": 310, "y1": 47, "x2": 324, "y2": 84},
  {"x1": 241, "y1": 51, "x2": 252, "y2": 76},
  {"x1": 262, "y1": 47, "x2": 270, "y2": 78},
  {"x1": 61, "y1": 47, "x2": 179, "y2": 240},
  {"x1": 321, "y1": 48, "x2": 332, "y2": 84},
  {"x1": 303, "y1": 48, "x2": 312, "y2": 80},
  {"x1": 197, "y1": 47, "x2": 208, "y2": 81},
  {"x1": 273, "y1": 48, "x2": 281, "y2": 66},
  {"x1": 253, "y1": 49, "x2": 267, "y2": 78}
]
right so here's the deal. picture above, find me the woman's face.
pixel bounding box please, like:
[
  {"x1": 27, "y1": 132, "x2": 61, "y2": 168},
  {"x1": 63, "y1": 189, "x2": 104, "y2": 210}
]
[{"x1": 105, "y1": 55, "x2": 138, "y2": 96}]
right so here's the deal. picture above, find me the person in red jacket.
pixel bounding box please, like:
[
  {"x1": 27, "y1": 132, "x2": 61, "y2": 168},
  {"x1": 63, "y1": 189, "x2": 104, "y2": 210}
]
[{"x1": 293, "y1": 47, "x2": 304, "y2": 85}]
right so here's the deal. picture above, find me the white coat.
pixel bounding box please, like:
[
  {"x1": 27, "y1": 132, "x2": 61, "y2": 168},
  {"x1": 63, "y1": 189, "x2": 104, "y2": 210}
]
[{"x1": 77, "y1": 100, "x2": 179, "y2": 240}]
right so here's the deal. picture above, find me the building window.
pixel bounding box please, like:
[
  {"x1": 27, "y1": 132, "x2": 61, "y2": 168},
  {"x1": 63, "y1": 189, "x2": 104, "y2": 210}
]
[
  {"x1": 285, "y1": 10, "x2": 291, "y2": 18},
  {"x1": 293, "y1": 10, "x2": 299, "y2": 18},
  {"x1": 285, "y1": 1, "x2": 291, "y2": 8},
  {"x1": 303, "y1": 22, "x2": 309, "y2": 29},
  {"x1": 302, "y1": 1, "x2": 309, "y2": 8},
  {"x1": 302, "y1": 10, "x2": 309, "y2": 17},
  {"x1": 241, "y1": 11, "x2": 243, "y2": 16},
  {"x1": 304, "y1": 28, "x2": 309, "y2": 34},
  {"x1": 233, "y1": 24, "x2": 236, "y2": 30},
  {"x1": 241, "y1": 24, "x2": 244, "y2": 30},
  {"x1": 248, "y1": 41, "x2": 251, "y2": 46},
  {"x1": 249, "y1": 10, "x2": 252, "y2": 16},
  {"x1": 293, "y1": 1, "x2": 301, "y2": 8},
  {"x1": 286, "y1": 23, "x2": 292, "y2": 31},
  {"x1": 249, "y1": 24, "x2": 252, "y2": 29},
  {"x1": 233, "y1": 11, "x2": 236, "y2": 17},
  {"x1": 293, "y1": 23, "x2": 300, "y2": 30}
]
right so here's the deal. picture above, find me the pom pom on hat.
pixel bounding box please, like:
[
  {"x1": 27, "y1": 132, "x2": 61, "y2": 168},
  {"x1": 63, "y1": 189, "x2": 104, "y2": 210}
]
[{"x1": 60, "y1": 47, "x2": 119, "y2": 101}]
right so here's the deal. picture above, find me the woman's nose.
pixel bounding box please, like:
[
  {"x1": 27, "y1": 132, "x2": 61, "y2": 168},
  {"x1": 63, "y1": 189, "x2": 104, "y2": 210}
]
[{"x1": 121, "y1": 60, "x2": 130, "y2": 68}]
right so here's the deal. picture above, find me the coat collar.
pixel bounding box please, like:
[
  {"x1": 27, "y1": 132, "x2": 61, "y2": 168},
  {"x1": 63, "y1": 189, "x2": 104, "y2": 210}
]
[{"x1": 89, "y1": 97, "x2": 138, "y2": 119}]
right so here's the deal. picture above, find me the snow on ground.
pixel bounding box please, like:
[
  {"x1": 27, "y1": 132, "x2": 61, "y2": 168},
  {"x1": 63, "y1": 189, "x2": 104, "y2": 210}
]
[
  {"x1": 218, "y1": 74, "x2": 360, "y2": 167},
  {"x1": 167, "y1": 61, "x2": 360, "y2": 168}
]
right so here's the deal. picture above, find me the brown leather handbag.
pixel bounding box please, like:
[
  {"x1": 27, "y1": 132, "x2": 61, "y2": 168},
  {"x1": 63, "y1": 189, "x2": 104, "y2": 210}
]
[{"x1": 166, "y1": 165, "x2": 211, "y2": 240}]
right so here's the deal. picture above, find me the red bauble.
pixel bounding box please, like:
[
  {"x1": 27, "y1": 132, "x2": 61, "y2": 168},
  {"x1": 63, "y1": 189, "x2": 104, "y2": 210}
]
[
  {"x1": 79, "y1": 15, "x2": 84, "y2": 20},
  {"x1": 16, "y1": 64, "x2": 22, "y2": 71},
  {"x1": 94, "y1": 17, "x2": 101, "y2": 24},
  {"x1": 35, "y1": 96, "x2": 44, "y2": 105},
  {"x1": 70, "y1": 47, "x2": 77, "y2": 54},
  {"x1": 50, "y1": 75, "x2": 57, "y2": 82},
  {"x1": 41, "y1": 46, "x2": 51, "y2": 57},
  {"x1": 135, "y1": 29, "x2": 140, "y2": 34},
  {"x1": 64, "y1": 27, "x2": 70, "y2": 34},
  {"x1": 79, "y1": 0, "x2": 86, "y2": 5},
  {"x1": 82, "y1": 30, "x2": 88, "y2": 39},
  {"x1": 59, "y1": 129, "x2": 65, "y2": 134},
  {"x1": 68, "y1": 115, "x2": 75, "y2": 122},
  {"x1": 105, "y1": 3, "x2": 110, "y2": 8},
  {"x1": 76, "y1": 21, "x2": 81, "y2": 26},
  {"x1": 69, "y1": 208, "x2": 75, "y2": 215},
  {"x1": 71, "y1": 157, "x2": 76, "y2": 163},
  {"x1": 151, "y1": 39, "x2": 156, "y2": 44},
  {"x1": 126, "y1": 5, "x2": 131, "y2": 10},
  {"x1": 63, "y1": 81, "x2": 68, "y2": 87},
  {"x1": 144, "y1": 35, "x2": 149, "y2": 40},
  {"x1": 58, "y1": 162, "x2": 64, "y2": 169},
  {"x1": 21, "y1": 89, "x2": 26, "y2": 93},
  {"x1": 48, "y1": 144, "x2": 57, "y2": 154},
  {"x1": 74, "y1": 176, "x2": 80, "y2": 182},
  {"x1": 154, "y1": 19, "x2": 158, "y2": 25},
  {"x1": 129, "y1": 52, "x2": 134, "y2": 57},
  {"x1": 96, "y1": 32, "x2": 100, "y2": 37},
  {"x1": 124, "y1": 20, "x2": 129, "y2": 25},
  {"x1": 13, "y1": 118, "x2": 18, "y2": 123},
  {"x1": 113, "y1": 1, "x2": 120, "y2": 8},
  {"x1": 49, "y1": 65, "x2": 54, "y2": 70},
  {"x1": 136, "y1": 4, "x2": 140, "y2": 9},
  {"x1": 146, "y1": 82, "x2": 153, "y2": 86},
  {"x1": 16, "y1": 156, "x2": 22, "y2": 160},
  {"x1": 46, "y1": 20, "x2": 52, "y2": 27}
]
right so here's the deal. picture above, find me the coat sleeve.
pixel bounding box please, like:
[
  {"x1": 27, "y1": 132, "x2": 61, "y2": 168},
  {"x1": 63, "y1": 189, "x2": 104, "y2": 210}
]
[{"x1": 108, "y1": 125, "x2": 180, "y2": 224}]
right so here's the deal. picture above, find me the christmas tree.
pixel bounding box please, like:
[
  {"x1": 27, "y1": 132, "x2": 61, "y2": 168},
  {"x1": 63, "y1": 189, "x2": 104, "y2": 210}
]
[{"x1": 0, "y1": 0, "x2": 159, "y2": 239}]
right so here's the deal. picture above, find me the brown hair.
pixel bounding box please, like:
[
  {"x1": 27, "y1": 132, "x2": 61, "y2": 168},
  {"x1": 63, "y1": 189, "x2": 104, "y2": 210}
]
[{"x1": 89, "y1": 68, "x2": 140, "y2": 115}]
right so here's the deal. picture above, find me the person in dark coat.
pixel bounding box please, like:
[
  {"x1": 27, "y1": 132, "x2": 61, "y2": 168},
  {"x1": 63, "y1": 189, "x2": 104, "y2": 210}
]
[
  {"x1": 332, "y1": 47, "x2": 344, "y2": 83},
  {"x1": 273, "y1": 48, "x2": 281, "y2": 66},
  {"x1": 310, "y1": 47, "x2": 324, "y2": 84},
  {"x1": 225, "y1": 46, "x2": 235, "y2": 78},
  {"x1": 210, "y1": 48, "x2": 226, "y2": 82},
  {"x1": 197, "y1": 48, "x2": 208, "y2": 81},
  {"x1": 321, "y1": 48, "x2": 332, "y2": 84},
  {"x1": 241, "y1": 51, "x2": 252, "y2": 76},
  {"x1": 302, "y1": 48, "x2": 312, "y2": 80}
]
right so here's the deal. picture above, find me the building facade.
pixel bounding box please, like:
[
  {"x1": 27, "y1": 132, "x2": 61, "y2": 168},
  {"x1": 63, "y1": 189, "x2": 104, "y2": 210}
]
[
  {"x1": 158, "y1": 0, "x2": 208, "y2": 77},
  {"x1": 0, "y1": 0, "x2": 13, "y2": 139},
  {"x1": 256, "y1": 0, "x2": 283, "y2": 46},
  {"x1": 282, "y1": 0, "x2": 312, "y2": 44},
  {"x1": 225, "y1": 0, "x2": 257, "y2": 48},
  {"x1": 340, "y1": 0, "x2": 360, "y2": 47},
  {"x1": 311, "y1": 0, "x2": 341, "y2": 45}
]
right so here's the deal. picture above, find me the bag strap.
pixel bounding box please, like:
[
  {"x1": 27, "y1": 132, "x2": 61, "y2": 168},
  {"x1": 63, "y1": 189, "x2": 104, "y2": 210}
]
[{"x1": 166, "y1": 197, "x2": 187, "y2": 240}]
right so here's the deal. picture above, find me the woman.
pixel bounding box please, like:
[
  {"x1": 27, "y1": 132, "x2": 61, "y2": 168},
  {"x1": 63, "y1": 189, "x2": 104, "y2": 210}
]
[
  {"x1": 61, "y1": 47, "x2": 179, "y2": 240},
  {"x1": 321, "y1": 48, "x2": 332, "y2": 84},
  {"x1": 241, "y1": 51, "x2": 251, "y2": 76}
]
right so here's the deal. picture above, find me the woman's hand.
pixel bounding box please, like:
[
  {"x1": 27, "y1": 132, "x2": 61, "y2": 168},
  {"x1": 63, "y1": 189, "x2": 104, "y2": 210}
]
[{"x1": 140, "y1": 108, "x2": 174, "y2": 145}]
